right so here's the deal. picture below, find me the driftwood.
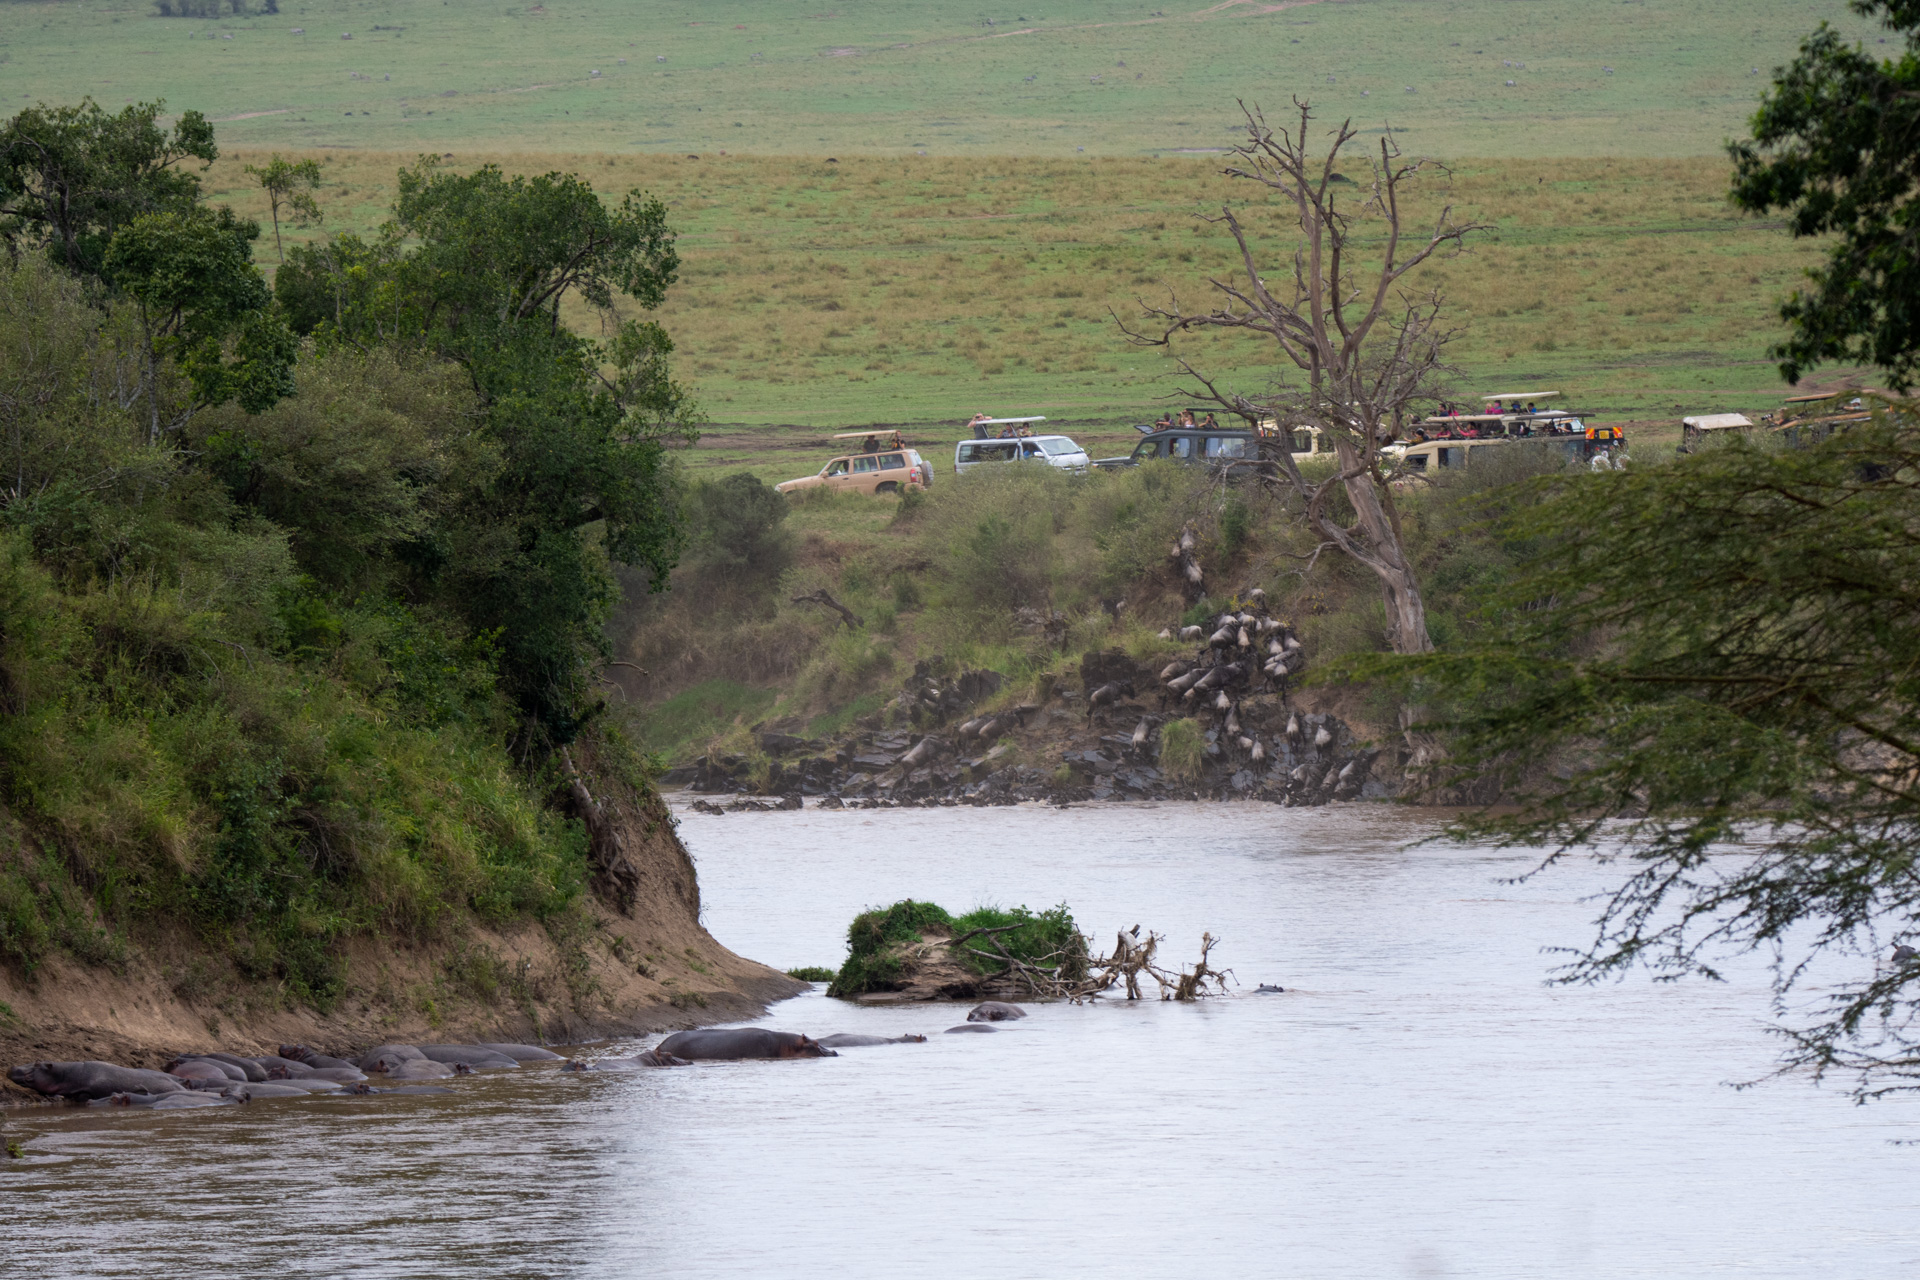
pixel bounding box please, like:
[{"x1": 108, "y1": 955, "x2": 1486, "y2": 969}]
[
  {"x1": 792, "y1": 589, "x2": 863, "y2": 630},
  {"x1": 949, "y1": 924, "x2": 1232, "y2": 1003}
]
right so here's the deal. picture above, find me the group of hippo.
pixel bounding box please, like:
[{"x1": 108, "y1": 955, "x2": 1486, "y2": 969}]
[
  {"x1": 570, "y1": 1001, "x2": 1028, "y2": 1069},
  {"x1": 6, "y1": 1041, "x2": 565, "y2": 1109},
  {"x1": 6, "y1": 1002, "x2": 1031, "y2": 1106}
]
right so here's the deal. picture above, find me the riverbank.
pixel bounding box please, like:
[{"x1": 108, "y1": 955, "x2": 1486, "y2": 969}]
[{"x1": 1, "y1": 786, "x2": 803, "y2": 1106}]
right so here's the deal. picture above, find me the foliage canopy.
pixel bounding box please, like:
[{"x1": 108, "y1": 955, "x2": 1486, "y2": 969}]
[
  {"x1": 1732, "y1": 0, "x2": 1920, "y2": 388},
  {"x1": 1360, "y1": 413, "x2": 1920, "y2": 1095}
]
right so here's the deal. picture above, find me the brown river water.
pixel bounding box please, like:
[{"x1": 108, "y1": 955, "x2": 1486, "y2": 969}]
[{"x1": 4, "y1": 802, "x2": 1916, "y2": 1277}]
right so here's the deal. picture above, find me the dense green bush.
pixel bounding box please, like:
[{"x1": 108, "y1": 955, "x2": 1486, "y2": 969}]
[
  {"x1": 826, "y1": 898, "x2": 1083, "y2": 996},
  {"x1": 681, "y1": 472, "x2": 794, "y2": 590}
]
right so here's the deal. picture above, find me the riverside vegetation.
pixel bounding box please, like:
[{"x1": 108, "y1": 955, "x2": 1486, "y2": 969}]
[{"x1": 0, "y1": 102, "x2": 794, "y2": 1057}]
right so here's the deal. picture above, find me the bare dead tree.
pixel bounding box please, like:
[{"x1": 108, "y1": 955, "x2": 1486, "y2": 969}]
[{"x1": 1118, "y1": 100, "x2": 1489, "y2": 656}]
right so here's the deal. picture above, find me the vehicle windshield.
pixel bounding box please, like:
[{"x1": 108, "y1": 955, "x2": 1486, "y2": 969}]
[{"x1": 1038, "y1": 437, "x2": 1082, "y2": 456}]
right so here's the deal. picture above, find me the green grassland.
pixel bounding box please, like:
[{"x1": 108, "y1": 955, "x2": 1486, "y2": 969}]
[
  {"x1": 201, "y1": 147, "x2": 1824, "y2": 463},
  {"x1": 4, "y1": 0, "x2": 1874, "y2": 157}
]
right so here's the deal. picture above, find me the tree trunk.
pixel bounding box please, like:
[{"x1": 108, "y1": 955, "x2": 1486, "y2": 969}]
[{"x1": 1330, "y1": 438, "x2": 1433, "y2": 655}]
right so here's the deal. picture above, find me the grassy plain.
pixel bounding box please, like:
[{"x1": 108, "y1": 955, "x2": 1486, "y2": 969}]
[
  {"x1": 2, "y1": 0, "x2": 1869, "y2": 157},
  {"x1": 204, "y1": 146, "x2": 1823, "y2": 467}
]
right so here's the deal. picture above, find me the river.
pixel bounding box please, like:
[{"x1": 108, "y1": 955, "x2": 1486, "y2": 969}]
[{"x1": 4, "y1": 802, "x2": 1915, "y2": 1278}]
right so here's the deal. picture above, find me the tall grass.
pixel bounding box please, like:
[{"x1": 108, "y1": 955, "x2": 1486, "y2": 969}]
[{"x1": 197, "y1": 149, "x2": 1817, "y2": 438}]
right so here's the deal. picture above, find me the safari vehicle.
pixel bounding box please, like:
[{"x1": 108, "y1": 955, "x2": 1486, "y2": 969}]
[
  {"x1": 1094, "y1": 419, "x2": 1322, "y2": 473},
  {"x1": 774, "y1": 431, "x2": 932, "y2": 497},
  {"x1": 1769, "y1": 391, "x2": 1874, "y2": 449},
  {"x1": 954, "y1": 434, "x2": 1091, "y2": 474},
  {"x1": 1385, "y1": 436, "x2": 1512, "y2": 478},
  {"x1": 1678, "y1": 413, "x2": 1756, "y2": 453},
  {"x1": 1418, "y1": 391, "x2": 1594, "y2": 440}
]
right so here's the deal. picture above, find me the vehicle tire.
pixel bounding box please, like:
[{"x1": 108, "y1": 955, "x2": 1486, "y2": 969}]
[{"x1": 875, "y1": 481, "x2": 899, "y2": 495}]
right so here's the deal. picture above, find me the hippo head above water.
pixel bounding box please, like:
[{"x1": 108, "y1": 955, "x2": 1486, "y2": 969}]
[{"x1": 781, "y1": 1034, "x2": 835, "y2": 1059}]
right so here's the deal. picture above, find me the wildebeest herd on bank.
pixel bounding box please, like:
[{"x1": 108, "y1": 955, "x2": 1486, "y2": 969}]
[
  {"x1": 5, "y1": 1003, "x2": 1031, "y2": 1109},
  {"x1": 675, "y1": 585, "x2": 1383, "y2": 812}
]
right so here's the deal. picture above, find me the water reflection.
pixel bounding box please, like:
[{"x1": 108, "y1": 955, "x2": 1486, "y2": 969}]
[{"x1": 6, "y1": 802, "x2": 1916, "y2": 1278}]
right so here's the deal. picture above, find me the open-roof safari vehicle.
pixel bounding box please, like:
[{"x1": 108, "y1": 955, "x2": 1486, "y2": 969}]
[
  {"x1": 1092, "y1": 412, "x2": 1327, "y2": 474},
  {"x1": 953, "y1": 417, "x2": 1092, "y2": 474},
  {"x1": 1678, "y1": 413, "x2": 1757, "y2": 453},
  {"x1": 774, "y1": 431, "x2": 933, "y2": 497},
  {"x1": 1770, "y1": 391, "x2": 1875, "y2": 449}
]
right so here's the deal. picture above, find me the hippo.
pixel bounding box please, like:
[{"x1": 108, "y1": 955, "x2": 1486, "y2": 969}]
[
  {"x1": 266, "y1": 1077, "x2": 345, "y2": 1093},
  {"x1": 357, "y1": 1044, "x2": 427, "y2": 1072},
  {"x1": 343, "y1": 1082, "x2": 453, "y2": 1096},
  {"x1": 966, "y1": 1001, "x2": 1026, "y2": 1022},
  {"x1": 1252, "y1": 984, "x2": 1285, "y2": 995},
  {"x1": 303, "y1": 1066, "x2": 368, "y2": 1082},
  {"x1": 561, "y1": 1048, "x2": 691, "y2": 1071},
  {"x1": 416, "y1": 1045, "x2": 518, "y2": 1069},
  {"x1": 10, "y1": 1061, "x2": 186, "y2": 1102},
  {"x1": 385, "y1": 1059, "x2": 456, "y2": 1081},
  {"x1": 278, "y1": 1044, "x2": 360, "y2": 1070},
  {"x1": 814, "y1": 1034, "x2": 929, "y2": 1048},
  {"x1": 654, "y1": 1030, "x2": 837, "y2": 1061},
  {"x1": 197, "y1": 1052, "x2": 268, "y2": 1082},
  {"x1": 479, "y1": 1043, "x2": 565, "y2": 1062},
  {"x1": 93, "y1": 1090, "x2": 236, "y2": 1109},
  {"x1": 226, "y1": 1082, "x2": 313, "y2": 1100},
  {"x1": 944, "y1": 1024, "x2": 997, "y2": 1034},
  {"x1": 250, "y1": 1055, "x2": 317, "y2": 1078},
  {"x1": 167, "y1": 1058, "x2": 241, "y2": 1085}
]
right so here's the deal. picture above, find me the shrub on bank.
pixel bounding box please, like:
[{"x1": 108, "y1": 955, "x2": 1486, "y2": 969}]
[{"x1": 826, "y1": 898, "x2": 1083, "y2": 997}]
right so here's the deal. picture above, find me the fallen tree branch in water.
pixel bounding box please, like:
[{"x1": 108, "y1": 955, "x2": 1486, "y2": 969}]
[{"x1": 951, "y1": 925, "x2": 1232, "y2": 1003}]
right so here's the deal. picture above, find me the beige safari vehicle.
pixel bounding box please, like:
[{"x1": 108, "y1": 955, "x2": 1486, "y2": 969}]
[{"x1": 775, "y1": 431, "x2": 932, "y2": 497}]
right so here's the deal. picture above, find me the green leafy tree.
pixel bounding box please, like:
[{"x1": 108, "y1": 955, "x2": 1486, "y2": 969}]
[
  {"x1": 1363, "y1": 414, "x2": 1920, "y2": 1097},
  {"x1": 104, "y1": 206, "x2": 296, "y2": 440},
  {"x1": 243, "y1": 154, "x2": 323, "y2": 263},
  {"x1": 0, "y1": 98, "x2": 216, "y2": 279},
  {"x1": 1731, "y1": 1, "x2": 1920, "y2": 388},
  {"x1": 295, "y1": 159, "x2": 697, "y2": 742}
]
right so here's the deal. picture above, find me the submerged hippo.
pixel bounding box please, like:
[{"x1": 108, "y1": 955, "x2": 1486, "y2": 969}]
[
  {"x1": 384, "y1": 1059, "x2": 456, "y2": 1081},
  {"x1": 944, "y1": 1024, "x2": 996, "y2": 1034},
  {"x1": 416, "y1": 1045, "x2": 518, "y2": 1069},
  {"x1": 92, "y1": 1090, "x2": 236, "y2": 1109},
  {"x1": 814, "y1": 1034, "x2": 929, "y2": 1048},
  {"x1": 343, "y1": 1082, "x2": 453, "y2": 1096},
  {"x1": 10, "y1": 1061, "x2": 186, "y2": 1102},
  {"x1": 561, "y1": 1048, "x2": 690, "y2": 1071},
  {"x1": 654, "y1": 1030, "x2": 837, "y2": 1061},
  {"x1": 226, "y1": 1082, "x2": 313, "y2": 1100},
  {"x1": 480, "y1": 1043, "x2": 565, "y2": 1062},
  {"x1": 966, "y1": 1001, "x2": 1026, "y2": 1022}
]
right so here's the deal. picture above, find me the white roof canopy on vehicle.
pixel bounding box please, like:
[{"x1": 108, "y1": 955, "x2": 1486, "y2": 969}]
[
  {"x1": 974, "y1": 416, "x2": 1047, "y2": 424},
  {"x1": 1681, "y1": 413, "x2": 1754, "y2": 430},
  {"x1": 1480, "y1": 391, "x2": 1561, "y2": 401}
]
